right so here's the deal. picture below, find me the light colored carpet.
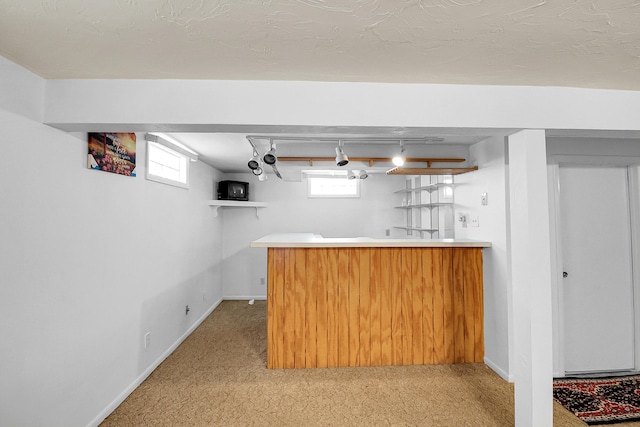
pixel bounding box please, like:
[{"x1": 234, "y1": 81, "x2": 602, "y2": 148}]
[{"x1": 101, "y1": 300, "x2": 592, "y2": 426}]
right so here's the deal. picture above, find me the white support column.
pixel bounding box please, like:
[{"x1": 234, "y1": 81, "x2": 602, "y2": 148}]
[{"x1": 508, "y1": 130, "x2": 554, "y2": 427}]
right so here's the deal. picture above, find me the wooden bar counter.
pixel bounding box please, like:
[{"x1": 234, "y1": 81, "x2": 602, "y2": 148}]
[{"x1": 251, "y1": 234, "x2": 491, "y2": 369}]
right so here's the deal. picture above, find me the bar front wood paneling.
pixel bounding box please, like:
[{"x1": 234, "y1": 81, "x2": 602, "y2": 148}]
[
  {"x1": 315, "y1": 248, "x2": 328, "y2": 368},
  {"x1": 266, "y1": 247, "x2": 484, "y2": 369}
]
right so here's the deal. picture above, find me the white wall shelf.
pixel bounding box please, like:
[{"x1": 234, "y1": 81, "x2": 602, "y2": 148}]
[
  {"x1": 207, "y1": 200, "x2": 267, "y2": 218},
  {"x1": 393, "y1": 183, "x2": 455, "y2": 194},
  {"x1": 395, "y1": 202, "x2": 454, "y2": 209},
  {"x1": 395, "y1": 175, "x2": 455, "y2": 239}
]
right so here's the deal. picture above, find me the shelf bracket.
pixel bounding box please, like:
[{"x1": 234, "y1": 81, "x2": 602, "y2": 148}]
[
  {"x1": 208, "y1": 201, "x2": 266, "y2": 219},
  {"x1": 210, "y1": 206, "x2": 261, "y2": 218}
]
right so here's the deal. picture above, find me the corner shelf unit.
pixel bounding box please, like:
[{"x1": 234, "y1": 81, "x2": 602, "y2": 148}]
[
  {"x1": 207, "y1": 200, "x2": 267, "y2": 218},
  {"x1": 394, "y1": 176, "x2": 455, "y2": 239}
]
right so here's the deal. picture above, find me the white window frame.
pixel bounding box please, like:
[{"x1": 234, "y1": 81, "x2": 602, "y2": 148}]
[
  {"x1": 307, "y1": 176, "x2": 361, "y2": 198},
  {"x1": 146, "y1": 140, "x2": 190, "y2": 189}
]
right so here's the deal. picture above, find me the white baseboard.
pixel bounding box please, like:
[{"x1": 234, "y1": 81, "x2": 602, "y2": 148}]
[
  {"x1": 87, "y1": 297, "x2": 223, "y2": 427},
  {"x1": 484, "y1": 356, "x2": 513, "y2": 382},
  {"x1": 223, "y1": 295, "x2": 267, "y2": 301}
]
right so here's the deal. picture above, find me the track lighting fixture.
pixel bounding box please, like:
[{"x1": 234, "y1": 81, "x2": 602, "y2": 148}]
[
  {"x1": 246, "y1": 135, "x2": 467, "y2": 180},
  {"x1": 263, "y1": 140, "x2": 277, "y2": 165},
  {"x1": 248, "y1": 147, "x2": 266, "y2": 178},
  {"x1": 246, "y1": 136, "x2": 269, "y2": 180},
  {"x1": 347, "y1": 170, "x2": 368, "y2": 180},
  {"x1": 335, "y1": 140, "x2": 349, "y2": 166},
  {"x1": 392, "y1": 141, "x2": 406, "y2": 167},
  {"x1": 245, "y1": 136, "x2": 274, "y2": 180},
  {"x1": 248, "y1": 149, "x2": 261, "y2": 171}
]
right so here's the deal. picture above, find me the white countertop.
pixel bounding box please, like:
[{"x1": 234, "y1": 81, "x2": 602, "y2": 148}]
[{"x1": 250, "y1": 233, "x2": 492, "y2": 248}]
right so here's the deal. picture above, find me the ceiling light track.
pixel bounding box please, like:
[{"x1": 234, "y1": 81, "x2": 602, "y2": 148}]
[
  {"x1": 277, "y1": 157, "x2": 465, "y2": 167},
  {"x1": 245, "y1": 135, "x2": 445, "y2": 144}
]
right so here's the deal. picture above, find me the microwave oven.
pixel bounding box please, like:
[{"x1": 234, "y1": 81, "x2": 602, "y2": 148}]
[{"x1": 217, "y1": 180, "x2": 249, "y2": 201}]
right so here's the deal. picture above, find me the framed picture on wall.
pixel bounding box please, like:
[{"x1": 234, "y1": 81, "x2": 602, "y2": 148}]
[{"x1": 88, "y1": 132, "x2": 137, "y2": 177}]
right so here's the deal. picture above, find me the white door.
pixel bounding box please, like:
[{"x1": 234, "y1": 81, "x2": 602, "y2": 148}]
[{"x1": 560, "y1": 165, "x2": 635, "y2": 374}]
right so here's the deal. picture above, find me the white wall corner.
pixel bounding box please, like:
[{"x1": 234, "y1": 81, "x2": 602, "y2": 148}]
[
  {"x1": 0, "y1": 56, "x2": 45, "y2": 122},
  {"x1": 485, "y1": 356, "x2": 514, "y2": 382}
]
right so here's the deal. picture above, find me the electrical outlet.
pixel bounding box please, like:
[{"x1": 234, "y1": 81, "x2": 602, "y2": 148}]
[
  {"x1": 260, "y1": 277, "x2": 266, "y2": 286},
  {"x1": 458, "y1": 213, "x2": 468, "y2": 228},
  {"x1": 470, "y1": 216, "x2": 480, "y2": 227},
  {"x1": 144, "y1": 332, "x2": 150, "y2": 349}
]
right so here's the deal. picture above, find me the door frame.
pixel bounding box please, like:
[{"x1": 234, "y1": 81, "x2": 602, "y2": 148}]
[{"x1": 548, "y1": 155, "x2": 640, "y2": 377}]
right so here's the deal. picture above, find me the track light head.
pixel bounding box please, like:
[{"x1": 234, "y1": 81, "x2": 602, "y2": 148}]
[
  {"x1": 249, "y1": 149, "x2": 264, "y2": 176},
  {"x1": 263, "y1": 140, "x2": 277, "y2": 165},
  {"x1": 335, "y1": 140, "x2": 349, "y2": 166},
  {"x1": 392, "y1": 155, "x2": 405, "y2": 167},
  {"x1": 258, "y1": 172, "x2": 268, "y2": 181},
  {"x1": 263, "y1": 150, "x2": 276, "y2": 165},
  {"x1": 248, "y1": 151, "x2": 261, "y2": 170},
  {"x1": 348, "y1": 170, "x2": 368, "y2": 180},
  {"x1": 392, "y1": 141, "x2": 406, "y2": 167}
]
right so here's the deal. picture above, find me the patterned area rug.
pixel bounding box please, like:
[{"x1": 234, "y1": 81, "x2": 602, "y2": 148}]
[{"x1": 553, "y1": 376, "x2": 640, "y2": 424}]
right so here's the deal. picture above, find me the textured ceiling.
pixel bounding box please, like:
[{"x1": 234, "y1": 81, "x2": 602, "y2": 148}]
[{"x1": 1, "y1": 0, "x2": 639, "y2": 90}]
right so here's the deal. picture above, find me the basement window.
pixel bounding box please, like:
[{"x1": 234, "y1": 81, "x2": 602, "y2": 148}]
[
  {"x1": 307, "y1": 176, "x2": 360, "y2": 198},
  {"x1": 146, "y1": 141, "x2": 190, "y2": 188}
]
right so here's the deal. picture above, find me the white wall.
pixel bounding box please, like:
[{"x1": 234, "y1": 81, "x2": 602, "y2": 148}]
[
  {"x1": 454, "y1": 135, "x2": 511, "y2": 380},
  {"x1": 219, "y1": 172, "x2": 407, "y2": 299},
  {"x1": 0, "y1": 63, "x2": 224, "y2": 427}
]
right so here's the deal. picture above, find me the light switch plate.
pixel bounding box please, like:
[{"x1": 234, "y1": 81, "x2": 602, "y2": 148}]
[{"x1": 481, "y1": 192, "x2": 488, "y2": 206}]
